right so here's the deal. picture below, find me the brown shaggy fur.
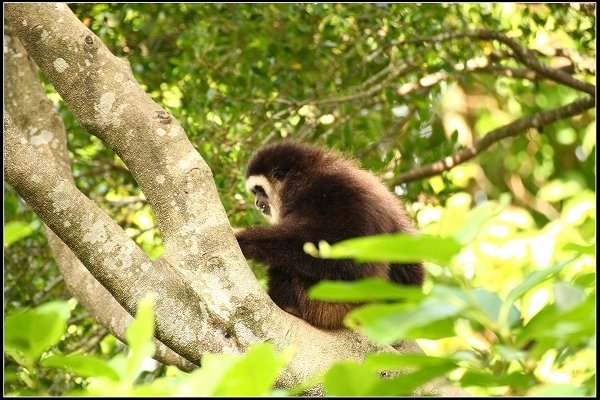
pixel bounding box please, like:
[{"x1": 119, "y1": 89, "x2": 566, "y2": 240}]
[{"x1": 235, "y1": 142, "x2": 424, "y2": 329}]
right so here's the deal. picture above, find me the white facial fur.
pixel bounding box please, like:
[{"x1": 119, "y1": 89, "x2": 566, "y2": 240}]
[{"x1": 245, "y1": 174, "x2": 281, "y2": 224}]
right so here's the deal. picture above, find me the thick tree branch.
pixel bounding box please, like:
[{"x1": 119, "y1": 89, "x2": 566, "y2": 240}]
[
  {"x1": 401, "y1": 29, "x2": 595, "y2": 96},
  {"x1": 393, "y1": 96, "x2": 595, "y2": 184},
  {"x1": 5, "y1": 0, "x2": 269, "y2": 359},
  {"x1": 3, "y1": 111, "x2": 210, "y2": 366},
  {"x1": 3, "y1": 27, "x2": 194, "y2": 371}
]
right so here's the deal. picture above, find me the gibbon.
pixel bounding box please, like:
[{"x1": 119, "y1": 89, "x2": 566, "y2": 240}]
[{"x1": 234, "y1": 141, "x2": 424, "y2": 329}]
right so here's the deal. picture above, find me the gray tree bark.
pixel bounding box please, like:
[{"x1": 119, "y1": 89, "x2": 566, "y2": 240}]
[{"x1": 4, "y1": 3, "x2": 467, "y2": 395}]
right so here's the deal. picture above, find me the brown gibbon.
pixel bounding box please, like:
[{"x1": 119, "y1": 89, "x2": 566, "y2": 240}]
[{"x1": 234, "y1": 141, "x2": 424, "y2": 329}]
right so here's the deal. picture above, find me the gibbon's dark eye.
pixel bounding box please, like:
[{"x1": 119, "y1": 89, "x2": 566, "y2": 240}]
[
  {"x1": 252, "y1": 185, "x2": 267, "y2": 197},
  {"x1": 272, "y1": 169, "x2": 287, "y2": 180}
]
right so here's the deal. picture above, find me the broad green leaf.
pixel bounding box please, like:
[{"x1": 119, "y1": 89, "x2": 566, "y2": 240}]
[
  {"x1": 125, "y1": 293, "x2": 156, "y2": 383},
  {"x1": 346, "y1": 285, "x2": 468, "y2": 342},
  {"x1": 452, "y1": 194, "x2": 510, "y2": 245},
  {"x1": 4, "y1": 221, "x2": 34, "y2": 247},
  {"x1": 437, "y1": 193, "x2": 472, "y2": 237},
  {"x1": 347, "y1": 293, "x2": 462, "y2": 343},
  {"x1": 517, "y1": 292, "x2": 595, "y2": 346},
  {"x1": 317, "y1": 233, "x2": 462, "y2": 266},
  {"x1": 81, "y1": 376, "x2": 129, "y2": 397},
  {"x1": 41, "y1": 354, "x2": 120, "y2": 381},
  {"x1": 504, "y1": 257, "x2": 576, "y2": 305},
  {"x1": 4, "y1": 300, "x2": 70, "y2": 367},
  {"x1": 539, "y1": 179, "x2": 584, "y2": 202},
  {"x1": 373, "y1": 363, "x2": 457, "y2": 396},
  {"x1": 182, "y1": 353, "x2": 240, "y2": 396},
  {"x1": 573, "y1": 272, "x2": 596, "y2": 288},
  {"x1": 166, "y1": 343, "x2": 291, "y2": 397},
  {"x1": 323, "y1": 361, "x2": 380, "y2": 396},
  {"x1": 553, "y1": 282, "x2": 585, "y2": 311},
  {"x1": 472, "y1": 288, "x2": 520, "y2": 328},
  {"x1": 213, "y1": 342, "x2": 292, "y2": 396},
  {"x1": 459, "y1": 370, "x2": 535, "y2": 391},
  {"x1": 365, "y1": 353, "x2": 457, "y2": 371},
  {"x1": 529, "y1": 384, "x2": 588, "y2": 397},
  {"x1": 562, "y1": 242, "x2": 595, "y2": 255},
  {"x1": 492, "y1": 344, "x2": 528, "y2": 362},
  {"x1": 308, "y1": 277, "x2": 425, "y2": 302}
]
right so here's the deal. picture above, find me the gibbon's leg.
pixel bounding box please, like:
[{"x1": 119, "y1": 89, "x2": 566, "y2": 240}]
[
  {"x1": 295, "y1": 283, "x2": 361, "y2": 329},
  {"x1": 266, "y1": 269, "x2": 303, "y2": 318}
]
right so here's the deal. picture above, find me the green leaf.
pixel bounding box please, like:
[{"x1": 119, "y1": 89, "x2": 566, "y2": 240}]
[
  {"x1": 4, "y1": 300, "x2": 71, "y2": 368},
  {"x1": 553, "y1": 282, "x2": 585, "y2": 311},
  {"x1": 452, "y1": 194, "x2": 510, "y2": 245},
  {"x1": 4, "y1": 221, "x2": 34, "y2": 247},
  {"x1": 472, "y1": 288, "x2": 520, "y2": 328},
  {"x1": 213, "y1": 342, "x2": 292, "y2": 396},
  {"x1": 529, "y1": 384, "x2": 588, "y2": 397},
  {"x1": 459, "y1": 370, "x2": 535, "y2": 391},
  {"x1": 517, "y1": 292, "x2": 595, "y2": 346},
  {"x1": 504, "y1": 257, "x2": 576, "y2": 305},
  {"x1": 308, "y1": 277, "x2": 425, "y2": 302},
  {"x1": 317, "y1": 233, "x2": 462, "y2": 266},
  {"x1": 562, "y1": 242, "x2": 595, "y2": 255},
  {"x1": 323, "y1": 361, "x2": 380, "y2": 396},
  {"x1": 365, "y1": 353, "x2": 457, "y2": 371},
  {"x1": 184, "y1": 353, "x2": 240, "y2": 396},
  {"x1": 374, "y1": 363, "x2": 457, "y2": 396},
  {"x1": 539, "y1": 179, "x2": 584, "y2": 202},
  {"x1": 40, "y1": 354, "x2": 120, "y2": 381},
  {"x1": 492, "y1": 344, "x2": 529, "y2": 362},
  {"x1": 347, "y1": 288, "x2": 463, "y2": 343},
  {"x1": 573, "y1": 272, "x2": 596, "y2": 288},
  {"x1": 125, "y1": 293, "x2": 156, "y2": 383}
]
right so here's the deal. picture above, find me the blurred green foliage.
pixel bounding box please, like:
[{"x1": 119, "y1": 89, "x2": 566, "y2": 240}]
[
  {"x1": 310, "y1": 192, "x2": 595, "y2": 395},
  {"x1": 4, "y1": 3, "x2": 595, "y2": 396}
]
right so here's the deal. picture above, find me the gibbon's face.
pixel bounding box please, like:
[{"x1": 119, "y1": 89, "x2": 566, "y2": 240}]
[
  {"x1": 245, "y1": 173, "x2": 283, "y2": 224},
  {"x1": 245, "y1": 142, "x2": 322, "y2": 224}
]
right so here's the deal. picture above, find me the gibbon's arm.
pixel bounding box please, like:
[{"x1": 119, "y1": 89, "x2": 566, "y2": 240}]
[{"x1": 234, "y1": 225, "x2": 386, "y2": 281}]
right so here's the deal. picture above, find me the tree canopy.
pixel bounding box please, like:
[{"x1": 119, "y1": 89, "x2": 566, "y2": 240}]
[{"x1": 4, "y1": 3, "x2": 595, "y2": 396}]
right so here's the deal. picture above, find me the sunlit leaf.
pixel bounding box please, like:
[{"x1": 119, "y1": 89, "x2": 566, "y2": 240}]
[
  {"x1": 4, "y1": 301, "x2": 70, "y2": 368},
  {"x1": 308, "y1": 277, "x2": 425, "y2": 302},
  {"x1": 517, "y1": 292, "x2": 595, "y2": 346},
  {"x1": 539, "y1": 179, "x2": 585, "y2": 202},
  {"x1": 459, "y1": 370, "x2": 535, "y2": 391},
  {"x1": 4, "y1": 221, "x2": 34, "y2": 247},
  {"x1": 316, "y1": 233, "x2": 462, "y2": 266},
  {"x1": 365, "y1": 353, "x2": 457, "y2": 371},
  {"x1": 125, "y1": 293, "x2": 156, "y2": 383},
  {"x1": 452, "y1": 194, "x2": 510, "y2": 245},
  {"x1": 562, "y1": 242, "x2": 595, "y2": 255},
  {"x1": 504, "y1": 257, "x2": 576, "y2": 305},
  {"x1": 323, "y1": 361, "x2": 380, "y2": 396},
  {"x1": 374, "y1": 363, "x2": 457, "y2": 395},
  {"x1": 41, "y1": 354, "x2": 120, "y2": 381},
  {"x1": 472, "y1": 288, "x2": 520, "y2": 328},
  {"x1": 212, "y1": 343, "x2": 292, "y2": 396},
  {"x1": 529, "y1": 384, "x2": 588, "y2": 397},
  {"x1": 553, "y1": 282, "x2": 585, "y2": 311},
  {"x1": 347, "y1": 291, "x2": 462, "y2": 343}
]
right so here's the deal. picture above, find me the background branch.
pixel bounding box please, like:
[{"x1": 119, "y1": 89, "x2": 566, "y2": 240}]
[
  {"x1": 393, "y1": 95, "x2": 595, "y2": 184},
  {"x1": 400, "y1": 29, "x2": 595, "y2": 96}
]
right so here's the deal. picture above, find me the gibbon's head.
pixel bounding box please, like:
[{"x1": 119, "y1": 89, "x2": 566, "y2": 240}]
[{"x1": 244, "y1": 141, "x2": 327, "y2": 224}]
